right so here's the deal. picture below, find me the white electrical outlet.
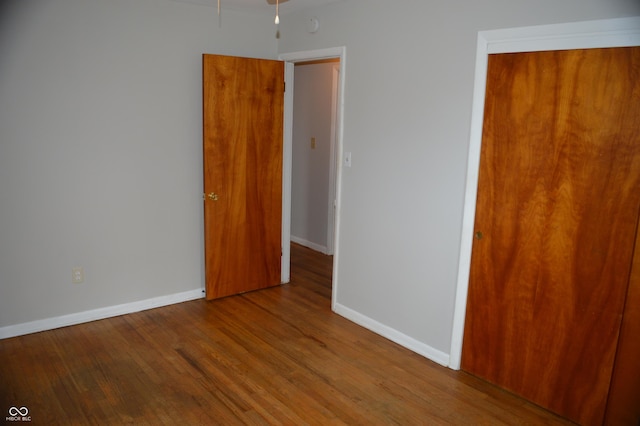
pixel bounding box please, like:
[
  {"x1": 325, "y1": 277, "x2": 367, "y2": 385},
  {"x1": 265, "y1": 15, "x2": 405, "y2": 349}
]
[{"x1": 72, "y1": 267, "x2": 84, "y2": 284}]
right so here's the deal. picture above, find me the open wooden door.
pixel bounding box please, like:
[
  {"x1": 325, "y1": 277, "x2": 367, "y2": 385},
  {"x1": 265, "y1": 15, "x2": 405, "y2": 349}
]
[
  {"x1": 461, "y1": 48, "x2": 640, "y2": 425},
  {"x1": 203, "y1": 54, "x2": 284, "y2": 300}
]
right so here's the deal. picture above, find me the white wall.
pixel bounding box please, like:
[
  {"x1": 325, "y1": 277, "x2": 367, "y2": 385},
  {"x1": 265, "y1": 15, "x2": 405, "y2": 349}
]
[
  {"x1": 0, "y1": 0, "x2": 277, "y2": 330},
  {"x1": 291, "y1": 61, "x2": 335, "y2": 253},
  {"x1": 278, "y1": 0, "x2": 640, "y2": 362}
]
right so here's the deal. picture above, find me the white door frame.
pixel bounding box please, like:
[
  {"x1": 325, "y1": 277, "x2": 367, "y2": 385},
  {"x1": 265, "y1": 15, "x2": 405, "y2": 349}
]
[
  {"x1": 449, "y1": 17, "x2": 640, "y2": 370},
  {"x1": 279, "y1": 47, "x2": 346, "y2": 310},
  {"x1": 326, "y1": 63, "x2": 341, "y2": 256}
]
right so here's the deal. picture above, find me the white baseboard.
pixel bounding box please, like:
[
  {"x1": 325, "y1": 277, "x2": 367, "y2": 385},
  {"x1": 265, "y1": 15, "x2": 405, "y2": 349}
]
[
  {"x1": 333, "y1": 302, "x2": 450, "y2": 367},
  {"x1": 2, "y1": 288, "x2": 451, "y2": 368},
  {"x1": 290, "y1": 235, "x2": 328, "y2": 254},
  {"x1": 0, "y1": 288, "x2": 205, "y2": 339}
]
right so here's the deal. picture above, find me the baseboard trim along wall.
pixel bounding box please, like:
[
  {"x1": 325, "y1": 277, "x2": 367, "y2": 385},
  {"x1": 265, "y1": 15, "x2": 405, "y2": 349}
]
[
  {"x1": 0, "y1": 288, "x2": 205, "y2": 340},
  {"x1": 333, "y1": 302, "x2": 450, "y2": 367},
  {"x1": 2, "y1": 287, "x2": 451, "y2": 368},
  {"x1": 291, "y1": 235, "x2": 329, "y2": 254}
]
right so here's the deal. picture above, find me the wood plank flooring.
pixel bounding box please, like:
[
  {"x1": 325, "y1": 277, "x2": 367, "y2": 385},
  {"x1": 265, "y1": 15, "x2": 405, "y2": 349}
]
[{"x1": 0, "y1": 244, "x2": 572, "y2": 425}]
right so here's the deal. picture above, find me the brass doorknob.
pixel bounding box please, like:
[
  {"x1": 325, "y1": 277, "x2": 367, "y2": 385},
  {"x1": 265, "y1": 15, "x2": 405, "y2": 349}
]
[
  {"x1": 475, "y1": 231, "x2": 483, "y2": 240},
  {"x1": 203, "y1": 192, "x2": 219, "y2": 201}
]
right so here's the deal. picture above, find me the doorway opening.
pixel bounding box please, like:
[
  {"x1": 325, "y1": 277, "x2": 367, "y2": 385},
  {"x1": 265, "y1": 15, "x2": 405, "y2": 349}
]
[
  {"x1": 279, "y1": 47, "x2": 346, "y2": 312},
  {"x1": 289, "y1": 58, "x2": 340, "y2": 307},
  {"x1": 290, "y1": 58, "x2": 340, "y2": 255}
]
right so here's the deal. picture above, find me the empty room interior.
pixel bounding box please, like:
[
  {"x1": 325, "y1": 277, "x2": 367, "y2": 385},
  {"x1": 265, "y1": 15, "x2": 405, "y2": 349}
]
[{"x1": 1, "y1": 0, "x2": 640, "y2": 424}]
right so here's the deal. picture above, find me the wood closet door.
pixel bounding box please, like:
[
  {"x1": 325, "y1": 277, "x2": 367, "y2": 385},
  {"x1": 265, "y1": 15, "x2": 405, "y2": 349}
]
[
  {"x1": 203, "y1": 54, "x2": 284, "y2": 300},
  {"x1": 461, "y1": 48, "x2": 640, "y2": 425}
]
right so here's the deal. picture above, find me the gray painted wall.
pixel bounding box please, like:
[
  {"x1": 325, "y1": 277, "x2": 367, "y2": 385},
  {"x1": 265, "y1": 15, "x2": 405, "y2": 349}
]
[{"x1": 0, "y1": 0, "x2": 277, "y2": 327}]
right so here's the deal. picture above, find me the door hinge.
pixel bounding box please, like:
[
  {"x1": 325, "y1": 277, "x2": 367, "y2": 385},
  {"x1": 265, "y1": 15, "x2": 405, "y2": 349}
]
[{"x1": 284, "y1": 82, "x2": 286, "y2": 92}]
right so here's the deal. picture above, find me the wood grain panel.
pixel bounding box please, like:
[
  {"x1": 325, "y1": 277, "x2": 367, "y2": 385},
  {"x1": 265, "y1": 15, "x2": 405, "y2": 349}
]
[
  {"x1": 462, "y1": 48, "x2": 640, "y2": 425},
  {"x1": 203, "y1": 54, "x2": 283, "y2": 299}
]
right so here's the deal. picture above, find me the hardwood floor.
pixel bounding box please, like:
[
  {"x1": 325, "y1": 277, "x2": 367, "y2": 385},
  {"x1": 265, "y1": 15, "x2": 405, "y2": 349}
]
[{"x1": 0, "y1": 244, "x2": 571, "y2": 425}]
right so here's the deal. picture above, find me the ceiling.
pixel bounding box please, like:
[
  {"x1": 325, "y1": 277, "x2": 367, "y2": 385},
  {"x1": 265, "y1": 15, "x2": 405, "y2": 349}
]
[{"x1": 172, "y1": 0, "x2": 344, "y2": 14}]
